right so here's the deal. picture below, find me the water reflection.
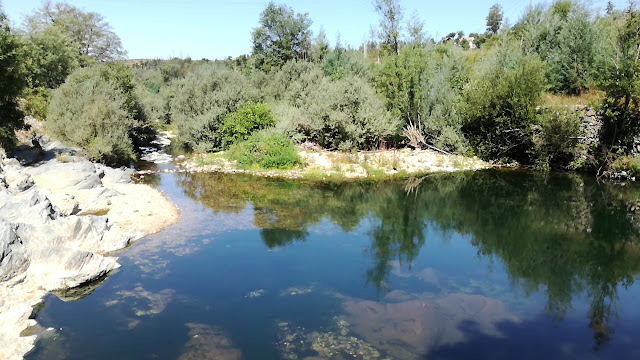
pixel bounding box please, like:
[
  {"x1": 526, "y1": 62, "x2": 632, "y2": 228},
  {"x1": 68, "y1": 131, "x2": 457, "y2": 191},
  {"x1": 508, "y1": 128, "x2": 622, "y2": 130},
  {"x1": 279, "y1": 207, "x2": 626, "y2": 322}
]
[{"x1": 177, "y1": 170, "x2": 640, "y2": 348}]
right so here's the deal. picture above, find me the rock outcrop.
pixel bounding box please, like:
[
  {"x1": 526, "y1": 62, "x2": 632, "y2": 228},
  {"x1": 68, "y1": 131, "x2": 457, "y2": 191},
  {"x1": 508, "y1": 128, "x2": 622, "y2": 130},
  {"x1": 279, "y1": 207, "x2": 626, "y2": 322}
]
[{"x1": 0, "y1": 137, "x2": 180, "y2": 360}]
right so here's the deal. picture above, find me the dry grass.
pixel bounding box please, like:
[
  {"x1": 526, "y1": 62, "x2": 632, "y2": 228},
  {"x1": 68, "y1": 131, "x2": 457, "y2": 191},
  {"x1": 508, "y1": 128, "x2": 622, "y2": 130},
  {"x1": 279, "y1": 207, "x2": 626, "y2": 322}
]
[{"x1": 542, "y1": 90, "x2": 604, "y2": 108}]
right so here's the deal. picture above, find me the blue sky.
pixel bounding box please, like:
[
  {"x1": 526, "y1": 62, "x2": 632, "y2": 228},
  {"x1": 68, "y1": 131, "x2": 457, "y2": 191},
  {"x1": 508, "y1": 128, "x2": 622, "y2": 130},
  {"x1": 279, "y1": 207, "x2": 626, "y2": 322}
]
[{"x1": 1, "y1": 0, "x2": 629, "y2": 60}]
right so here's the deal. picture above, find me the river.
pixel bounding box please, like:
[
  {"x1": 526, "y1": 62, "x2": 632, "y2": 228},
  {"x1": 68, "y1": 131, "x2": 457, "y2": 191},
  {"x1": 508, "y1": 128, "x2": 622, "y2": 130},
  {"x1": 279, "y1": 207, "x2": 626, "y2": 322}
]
[{"x1": 25, "y1": 165, "x2": 640, "y2": 359}]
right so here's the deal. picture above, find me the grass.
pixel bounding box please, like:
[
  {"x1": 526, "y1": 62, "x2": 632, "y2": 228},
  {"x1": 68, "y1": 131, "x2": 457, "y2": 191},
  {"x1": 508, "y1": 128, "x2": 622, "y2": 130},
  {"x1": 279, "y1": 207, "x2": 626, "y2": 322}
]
[
  {"x1": 542, "y1": 90, "x2": 604, "y2": 108},
  {"x1": 452, "y1": 160, "x2": 466, "y2": 169},
  {"x1": 193, "y1": 152, "x2": 226, "y2": 167},
  {"x1": 55, "y1": 152, "x2": 74, "y2": 163}
]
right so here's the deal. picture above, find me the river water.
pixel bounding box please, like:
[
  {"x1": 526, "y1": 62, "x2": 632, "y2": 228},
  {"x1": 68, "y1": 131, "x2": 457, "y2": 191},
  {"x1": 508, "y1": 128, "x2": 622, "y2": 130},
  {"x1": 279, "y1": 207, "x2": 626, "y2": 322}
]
[{"x1": 25, "y1": 167, "x2": 640, "y2": 359}]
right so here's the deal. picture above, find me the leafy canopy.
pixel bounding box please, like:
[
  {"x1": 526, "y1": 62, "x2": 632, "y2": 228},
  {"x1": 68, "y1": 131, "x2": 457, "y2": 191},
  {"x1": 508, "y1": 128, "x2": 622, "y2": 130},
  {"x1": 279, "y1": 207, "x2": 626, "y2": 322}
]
[{"x1": 251, "y1": 2, "x2": 312, "y2": 72}]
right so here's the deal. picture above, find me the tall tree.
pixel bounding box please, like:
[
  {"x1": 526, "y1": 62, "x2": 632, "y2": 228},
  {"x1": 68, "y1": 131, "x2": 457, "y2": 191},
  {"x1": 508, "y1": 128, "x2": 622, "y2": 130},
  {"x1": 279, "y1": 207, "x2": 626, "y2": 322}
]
[
  {"x1": 23, "y1": 26, "x2": 78, "y2": 89},
  {"x1": 374, "y1": 0, "x2": 403, "y2": 55},
  {"x1": 599, "y1": 4, "x2": 640, "y2": 152},
  {"x1": 0, "y1": 3, "x2": 26, "y2": 151},
  {"x1": 24, "y1": 0, "x2": 126, "y2": 63},
  {"x1": 251, "y1": 2, "x2": 313, "y2": 72},
  {"x1": 406, "y1": 10, "x2": 425, "y2": 45},
  {"x1": 486, "y1": 3, "x2": 504, "y2": 34},
  {"x1": 311, "y1": 26, "x2": 330, "y2": 63}
]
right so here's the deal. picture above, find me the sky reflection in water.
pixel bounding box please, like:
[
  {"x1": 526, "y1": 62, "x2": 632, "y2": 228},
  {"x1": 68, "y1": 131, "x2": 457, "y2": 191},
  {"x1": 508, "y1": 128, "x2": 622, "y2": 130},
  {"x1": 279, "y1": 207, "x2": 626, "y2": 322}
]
[{"x1": 26, "y1": 169, "x2": 640, "y2": 360}]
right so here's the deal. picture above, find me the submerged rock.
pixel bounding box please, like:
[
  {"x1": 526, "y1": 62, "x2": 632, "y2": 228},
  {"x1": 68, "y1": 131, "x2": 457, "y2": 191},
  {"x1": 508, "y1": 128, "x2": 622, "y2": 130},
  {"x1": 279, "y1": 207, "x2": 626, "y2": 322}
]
[
  {"x1": 179, "y1": 323, "x2": 242, "y2": 360},
  {"x1": 276, "y1": 318, "x2": 392, "y2": 360}
]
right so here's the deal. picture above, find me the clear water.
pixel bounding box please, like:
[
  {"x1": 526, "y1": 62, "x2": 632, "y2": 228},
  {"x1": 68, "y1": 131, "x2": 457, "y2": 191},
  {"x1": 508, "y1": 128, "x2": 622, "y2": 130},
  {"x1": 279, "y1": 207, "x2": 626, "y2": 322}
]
[{"x1": 25, "y1": 168, "x2": 640, "y2": 360}]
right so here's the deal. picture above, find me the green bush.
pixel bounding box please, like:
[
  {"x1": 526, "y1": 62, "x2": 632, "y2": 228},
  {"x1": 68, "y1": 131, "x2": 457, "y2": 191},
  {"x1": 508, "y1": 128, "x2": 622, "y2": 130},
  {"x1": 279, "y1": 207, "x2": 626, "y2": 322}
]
[
  {"x1": 169, "y1": 64, "x2": 258, "y2": 151},
  {"x1": 299, "y1": 76, "x2": 400, "y2": 150},
  {"x1": 536, "y1": 107, "x2": 582, "y2": 169},
  {"x1": 220, "y1": 103, "x2": 275, "y2": 148},
  {"x1": 20, "y1": 87, "x2": 50, "y2": 120},
  {"x1": 611, "y1": 155, "x2": 640, "y2": 177},
  {"x1": 461, "y1": 47, "x2": 546, "y2": 163},
  {"x1": 46, "y1": 64, "x2": 153, "y2": 166},
  {"x1": 264, "y1": 61, "x2": 323, "y2": 106},
  {"x1": 228, "y1": 132, "x2": 301, "y2": 169}
]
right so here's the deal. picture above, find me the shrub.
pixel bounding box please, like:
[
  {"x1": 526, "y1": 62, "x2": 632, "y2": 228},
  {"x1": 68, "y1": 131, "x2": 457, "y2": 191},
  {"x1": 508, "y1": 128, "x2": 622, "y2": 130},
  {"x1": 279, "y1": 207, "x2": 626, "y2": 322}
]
[
  {"x1": 220, "y1": 103, "x2": 275, "y2": 148},
  {"x1": 228, "y1": 132, "x2": 301, "y2": 169},
  {"x1": 169, "y1": 64, "x2": 258, "y2": 151},
  {"x1": 536, "y1": 107, "x2": 582, "y2": 169},
  {"x1": 20, "y1": 87, "x2": 50, "y2": 120},
  {"x1": 461, "y1": 47, "x2": 547, "y2": 163},
  {"x1": 611, "y1": 155, "x2": 640, "y2": 177},
  {"x1": 46, "y1": 64, "x2": 152, "y2": 166},
  {"x1": 264, "y1": 61, "x2": 323, "y2": 106},
  {"x1": 299, "y1": 76, "x2": 400, "y2": 150}
]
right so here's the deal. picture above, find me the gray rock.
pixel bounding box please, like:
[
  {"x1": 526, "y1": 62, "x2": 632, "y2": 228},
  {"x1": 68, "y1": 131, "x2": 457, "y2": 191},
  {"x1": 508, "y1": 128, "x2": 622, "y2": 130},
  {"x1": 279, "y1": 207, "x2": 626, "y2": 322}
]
[
  {"x1": 95, "y1": 164, "x2": 133, "y2": 185},
  {"x1": 26, "y1": 161, "x2": 103, "y2": 190},
  {"x1": 0, "y1": 188, "x2": 58, "y2": 224},
  {"x1": 0, "y1": 220, "x2": 30, "y2": 282},
  {"x1": 3, "y1": 167, "x2": 35, "y2": 194}
]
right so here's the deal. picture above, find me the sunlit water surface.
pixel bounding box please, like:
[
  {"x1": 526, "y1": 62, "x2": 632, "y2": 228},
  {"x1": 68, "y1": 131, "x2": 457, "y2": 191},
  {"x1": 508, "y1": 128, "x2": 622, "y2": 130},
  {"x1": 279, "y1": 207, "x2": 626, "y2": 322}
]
[{"x1": 25, "y1": 168, "x2": 640, "y2": 360}]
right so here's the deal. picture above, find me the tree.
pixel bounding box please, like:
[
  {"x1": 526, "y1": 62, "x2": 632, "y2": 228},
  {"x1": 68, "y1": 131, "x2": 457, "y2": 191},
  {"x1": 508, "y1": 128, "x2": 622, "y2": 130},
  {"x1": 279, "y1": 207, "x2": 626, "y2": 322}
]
[
  {"x1": 23, "y1": 25, "x2": 78, "y2": 89},
  {"x1": 598, "y1": 4, "x2": 640, "y2": 153},
  {"x1": 0, "y1": 4, "x2": 26, "y2": 151},
  {"x1": 374, "y1": 0, "x2": 403, "y2": 55},
  {"x1": 406, "y1": 10, "x2": 425, "y2": 45},
  {"x1": 251, "y1": 2, "x2": 313, "y2": 72},
  {"x1": 311, "y1": 26, "x2": 330, "y2": 63},
  {"x1": 24, "y1": 1, "x2": 126, "y2": 63},
  {"x1": 486, "y1": 3, "x2": 504, "y2": 34}
]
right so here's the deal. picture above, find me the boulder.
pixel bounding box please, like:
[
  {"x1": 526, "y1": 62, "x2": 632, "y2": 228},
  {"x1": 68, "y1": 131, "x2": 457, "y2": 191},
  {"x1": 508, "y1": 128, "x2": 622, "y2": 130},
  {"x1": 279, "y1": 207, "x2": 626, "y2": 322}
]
[
  {"x1": 0, "y1": 187, "x2": 58, "y2": 224},
  {"x1": 95, "y1": 164, "x2": 133, "y2": 186},
  {"x1": 0, "y1": 221, "x2": 30, "y2": 282},
  {"x1": 3, "y1": 166, "x2": 35, "y2": 194},
  {"x1": 26, "y1": 160, "x2": 103, "y2": 190},
  {"x1": 28, "y1": 247, "x2": 120, "y2": 291}
]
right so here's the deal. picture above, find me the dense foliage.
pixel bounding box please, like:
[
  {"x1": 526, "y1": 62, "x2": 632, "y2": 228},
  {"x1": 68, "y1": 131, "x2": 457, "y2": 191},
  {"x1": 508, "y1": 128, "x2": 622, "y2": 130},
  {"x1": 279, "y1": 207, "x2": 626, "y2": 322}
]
[
  {"x1": 46, "y1": 64, "x2": 152, "y2": 165},
  {"x1": 0, "y1": 5, "x2": 26, "y2": 151},
  {"x1": 2, "y1": 0, "x2": 640, "y2": 174},
  {"x1": 228, "y1": 132, "x2": 301, "y2": 169},
  {"x1": 169, "y1": 65, "x2": 258, "y2": 151}
]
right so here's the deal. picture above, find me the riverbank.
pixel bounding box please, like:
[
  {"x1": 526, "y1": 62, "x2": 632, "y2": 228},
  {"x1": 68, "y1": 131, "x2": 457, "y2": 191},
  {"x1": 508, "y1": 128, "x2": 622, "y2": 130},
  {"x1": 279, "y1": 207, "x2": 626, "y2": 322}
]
[
  {"x1": 0, "y1": 136, "x2": 180, "y2": 359},
  {"x1": 169, "y1": 147, "x2": 491, "y2": 180}
]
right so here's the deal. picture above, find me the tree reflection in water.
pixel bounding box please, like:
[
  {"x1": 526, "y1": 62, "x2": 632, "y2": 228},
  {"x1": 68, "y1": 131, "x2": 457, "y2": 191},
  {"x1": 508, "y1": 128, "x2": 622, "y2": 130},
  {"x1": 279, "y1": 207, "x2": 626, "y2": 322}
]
[{"x1": 176, "y1": 170, "x2": 640, "y2": 348}]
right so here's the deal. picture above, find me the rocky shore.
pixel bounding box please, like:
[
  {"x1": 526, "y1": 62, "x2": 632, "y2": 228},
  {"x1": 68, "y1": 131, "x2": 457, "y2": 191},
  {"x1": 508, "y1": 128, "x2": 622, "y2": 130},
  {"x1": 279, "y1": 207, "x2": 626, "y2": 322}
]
[{"x1": 0, "y1": 137, "x2": 180, "y2": 359}]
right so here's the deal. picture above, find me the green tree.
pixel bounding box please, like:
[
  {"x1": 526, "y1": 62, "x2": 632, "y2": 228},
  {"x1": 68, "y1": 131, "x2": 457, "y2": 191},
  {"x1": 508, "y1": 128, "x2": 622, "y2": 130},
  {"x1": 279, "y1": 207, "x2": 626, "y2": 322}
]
[
  {"x1": 24, "y1": 0, "x2": 126, "y2": 63},
  {"x1": 311, "y1": 26, "x2": 330, "y2": 63},
  {"x1": 374, "y1": 0, "x2": 403, "y2": 55},
  {"x1": 0, "y1": 4, "x2": 26, "y2": 151},
  {"x1": 518, "y1": 1, "x2": 597, "y2": 94},
  {"x1": 23, "y1": 25, "x2": 78, "y2": 89},
  {"x1": 598, "y1": 4, "x2": 640, "y2": 153},
  {"x1": 251, "y1": 2, "x2": 312, "y2": 72},
  {"x1": 406, "y1": 10, "x2": 425, "y2": 45},
  {"x1": 486, "y1": 3, "x2": 504, "y2": 34}
]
